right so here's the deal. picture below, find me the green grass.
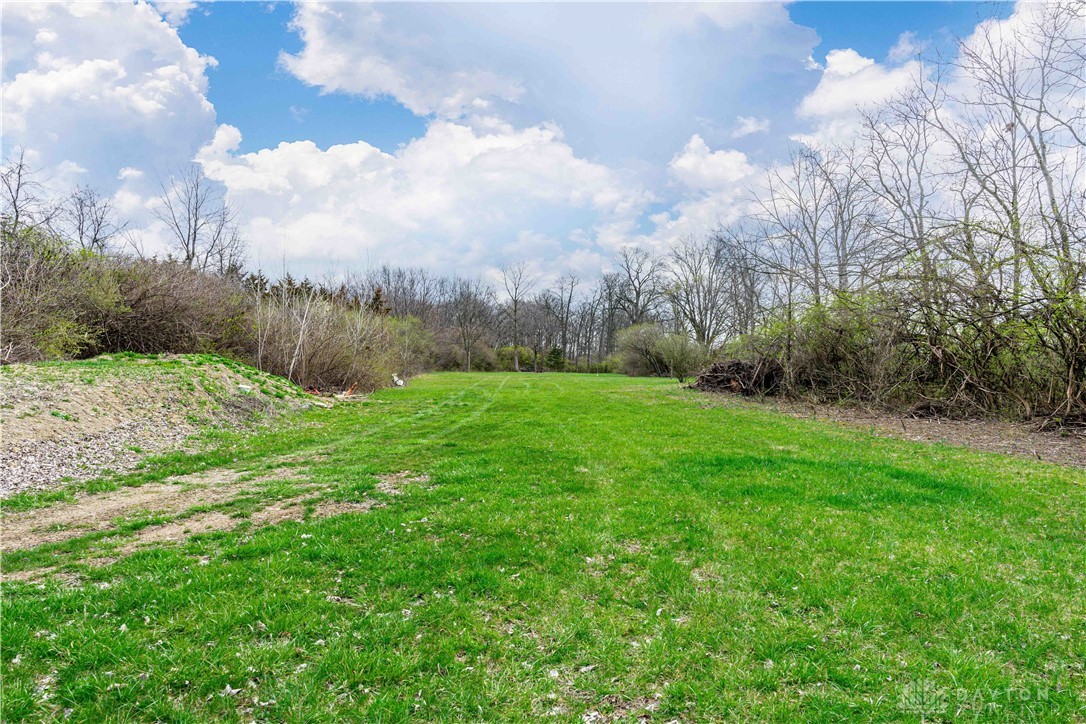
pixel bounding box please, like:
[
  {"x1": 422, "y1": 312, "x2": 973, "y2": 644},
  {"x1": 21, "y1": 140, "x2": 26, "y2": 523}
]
[{"x1": 2, "y1": 373, "x2": 1084, "y2": 721}]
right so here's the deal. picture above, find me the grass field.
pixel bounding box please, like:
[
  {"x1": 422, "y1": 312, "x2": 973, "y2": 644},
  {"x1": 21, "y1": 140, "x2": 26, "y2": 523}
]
[{"x1": 2, "y1": 372, "x2": 1084, "y2": 721}]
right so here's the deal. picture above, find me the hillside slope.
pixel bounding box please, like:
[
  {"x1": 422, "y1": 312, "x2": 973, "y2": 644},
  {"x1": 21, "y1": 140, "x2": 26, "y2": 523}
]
[{"x1": 0, "y1": 354, "x2": 309, "y2": 497}]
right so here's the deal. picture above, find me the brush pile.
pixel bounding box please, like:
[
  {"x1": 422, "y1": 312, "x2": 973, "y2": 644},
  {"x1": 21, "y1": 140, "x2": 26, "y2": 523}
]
[{"x1": 692, "y1": 358, "x2": 783, "y2": 396}]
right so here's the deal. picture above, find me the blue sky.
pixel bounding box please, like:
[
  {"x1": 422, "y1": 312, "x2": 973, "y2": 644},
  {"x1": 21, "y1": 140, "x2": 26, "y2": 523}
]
[
  {"x1": 178, "y1": 3, "x2": 427, "y2": 154},
  {"x1": 178, "y1": 1, "x2": 1006, "y2": 157},
  {"x1": 2, "y1": 1, "x2": 1012, "y2": 279}
]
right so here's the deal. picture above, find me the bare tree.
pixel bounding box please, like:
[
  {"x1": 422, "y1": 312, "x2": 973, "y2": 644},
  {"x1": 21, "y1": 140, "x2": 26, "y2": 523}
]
[
  {"x1": 446, "y1": 277, "x2": 494, "y2": 371},
  {"x1": 616, "y1": 246, "x2": 666, "y2": 324},
  {"x1": 557, "y1": 273, "x2": 580, "y2": 355},
  {"x1": 153, "y1": 165, "x2": 246, "y2": 274},
  {"x1": 500, "y1": 261, "x2": 537, "y2": 371},
  {"x1": 358, "y1": 265, "x2": 441, "y2": 322},
  {"x1": 665, "y1": 235, "x2": 730, "y2": 348},
  {"x1": 1, "y1": 149, "x2": 55, "y2": 236},
  {"x1": 59, "y1": 185, "x2": 127, "y2": 253}
]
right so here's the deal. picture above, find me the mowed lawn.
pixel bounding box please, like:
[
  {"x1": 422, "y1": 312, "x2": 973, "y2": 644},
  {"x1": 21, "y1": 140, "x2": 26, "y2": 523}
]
[{"x1": 2, "y1": 372, "x2": 1084, "y2": 721}]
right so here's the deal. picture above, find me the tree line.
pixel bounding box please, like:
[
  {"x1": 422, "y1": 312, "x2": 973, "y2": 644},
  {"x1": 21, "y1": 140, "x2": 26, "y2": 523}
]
[{"x1": 2, "y1": 1, "x2": 1082, "y2": 419}]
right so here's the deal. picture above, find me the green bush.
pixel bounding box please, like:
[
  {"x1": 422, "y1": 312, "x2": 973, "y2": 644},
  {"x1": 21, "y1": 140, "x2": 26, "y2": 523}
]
[
  {"x1": 1, "y1": 227, "x2": 124, "y2": 362},
  {"x1": 495, "y1": 345, "x2": 536, "y2": 372},
  {"x1": 544, "y1": 346, "x2": 565, "y2": 372},
  {"x1": 655, "y1": 333, "x2": 707, "y2": 382},
  {"x1": 615, "y1": 323, "x2": 668, "y2": 377}
]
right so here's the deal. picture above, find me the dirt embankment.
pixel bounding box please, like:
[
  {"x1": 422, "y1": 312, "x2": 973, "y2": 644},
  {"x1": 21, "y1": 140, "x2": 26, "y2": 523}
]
[{"x1": 0, "y1": 355, "x2": 314, "y2": 498}]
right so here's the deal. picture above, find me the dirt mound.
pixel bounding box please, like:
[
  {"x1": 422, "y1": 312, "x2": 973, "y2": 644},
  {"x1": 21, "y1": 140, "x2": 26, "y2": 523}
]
[
  {"x1": 692, "y1": 358, "x2": 783, "y2": 396},
  {"x1": 0, "y1": 354, "x2": 309, "y2": 498}
]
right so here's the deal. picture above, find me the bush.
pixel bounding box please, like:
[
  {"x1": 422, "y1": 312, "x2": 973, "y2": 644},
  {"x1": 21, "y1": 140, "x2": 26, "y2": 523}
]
[
  {"x1": 389, "y1": 316, "x2": 435, "y2": 378},
  {"x1": 1, "y1": 228, "x2": 400, "y2": 392},
  {"x1": 495, "y1": 345, "x2": 535, "y2": 372},
  {"x1": 93, "y1": 260, "x2": 250, "y2": 358},
  {"x1": 615, "y1": 323, "x2": 668, "y2": 377},
  {"x1": 726, "y1": 290, "x2": 1086, "y2": 420},
  {"x1": 1, "y1": 227, "x2": 124, "y2": 362},
  {"x1": 655, "y1": 333, "x2": 707, "y2": 382},
  {"x1": 252, "y1": 292, "x2": 396, "y2": 391},
  {"x1": 544, "y1": 346, "x2": 566, "y2": 372}
]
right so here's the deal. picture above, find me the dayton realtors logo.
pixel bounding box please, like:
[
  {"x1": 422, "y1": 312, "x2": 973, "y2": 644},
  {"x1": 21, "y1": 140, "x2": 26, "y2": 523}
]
[
  {"x1": 899, "y1": 680, "x2": 949, "y2": 717},
  {"x1": 899, "y1": 680, "x2": 1051, "y2": 718}
]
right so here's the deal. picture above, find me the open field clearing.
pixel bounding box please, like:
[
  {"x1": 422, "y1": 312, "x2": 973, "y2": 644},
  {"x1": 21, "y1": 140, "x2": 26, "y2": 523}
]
[{"x1": 2, "y1": 370, "x2": 1084, "y2": 721}]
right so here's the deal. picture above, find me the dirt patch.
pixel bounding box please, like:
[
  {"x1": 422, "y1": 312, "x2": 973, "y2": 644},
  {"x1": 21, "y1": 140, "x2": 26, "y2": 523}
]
[
  {"x1": 2, "y1": 468, "x2": 268, "y2": 552},
  {"x1": 375, "y1": 471, "x2": 430, "y2": 494},
  {"x1": 2, "y1": 567, "x2": 56, "y2": 583},
  {"x1": 789, "y1": 401, "x2": 1086, "y2": 469},
  {"x1": 580, "y1": 695, "x2": 661, "y2": 723},
  {"x1": 249, "y1": 500, "x2": 307, "y2": 527},
  {"x1": 2, "y1": 468, "x2": 428, "y2": 558},
  {"x1": 119, "y1": 496, "x2": 391, "y2": 549},
  {"x1": 312, "y1": 500, "x2": 386, "y2": 517},
  {"x1": 117, "y1": 511, "x2": 240, "y2": 553},
  {"x1": 305, "y1": 472, "x2": 429, "y2": 520},
  {"x1": 2, "y1": 566, "x2": 84, "y2": 587}
]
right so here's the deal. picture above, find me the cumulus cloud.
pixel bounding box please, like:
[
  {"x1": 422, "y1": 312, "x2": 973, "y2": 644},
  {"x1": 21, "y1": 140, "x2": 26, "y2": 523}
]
[
  {"x1": 279, "y1": 3, "x2": 524, "y2": 118},
  {"x1": 1, "y1": 1, "x2": 217, "y2": 196},
  {"x1": 669, "y1": 135, "x2": 756, "y2": 191},
  {"x1": 794, "y1": 48, "x2": 922, "y2": 145},
  {"x1": 196, "y1": 119, "x2": 651, "y2": 275},
  {"x1": 627, "y1": 134, "x2": 765, "y2": 253},
  {"x1": 278, "y1": 2, "x2": 819, "y2": 163},
  {"x1": 2, "y1": 0, "x2": 1030, "y2": 282},
  {"x1": 152, "y1": 1, "x2": 200, "y2": 27}
]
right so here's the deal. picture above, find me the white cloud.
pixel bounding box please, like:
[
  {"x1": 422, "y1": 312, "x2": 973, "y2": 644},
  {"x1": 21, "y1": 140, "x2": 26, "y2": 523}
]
[
  {"x1": 3, "y1": 0, "x2": 1042, "y2": 284},
  {"x1": 732, "y1": 116, "x2": 771, "y2": 138},
  {"x1": 196, "y1": 119, "x2": 651, "y2": 275},
  {"x1": 1, "y1": 1, "x2": 217, "y2": 197},
  {"x1": 669, "y1": 135, "x2": 756, "y2": 191},
  {"x1": 152, "y1": 1, "x2": 200, "y2": 27},
  {"x1": 34, "y1": 28, "x2": 58, "y2": 45},
  {"x1": 279, "y1": 3, "x2": 524, "y2": 118},
  {"x1": 278, "y1": 2, "x2": 819, "y2": 164},
  {"x1": 887, "y1": 31, "x2": 928, "y2": 63},
  {"x1": 630, "y1": 135, "x2": 766, "y2": 252},
  {"x1": 794, "y1": 48, "x2": 922, "y2": 145}
]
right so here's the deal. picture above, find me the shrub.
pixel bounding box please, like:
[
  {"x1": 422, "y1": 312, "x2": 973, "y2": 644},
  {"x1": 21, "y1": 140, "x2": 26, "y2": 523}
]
[
  {"x1": 544, "y1": 346, "x2": 566, "y2": 372},
  {"x1": 655, "y1": 333, "x2": 707, "y2": 382},
  {"x1": 388, "y1": 316, "x2": 435, "y2": 378},
  {"x1": 252, "y1": 292, "x2": 396, "y2": 391},
  {"x1": 1, "y1": 227, "x2": 124, "y2": 362},
  {"x1": 495, "y1": 345, "x2": 535, "y2": 372},
  {"x1": 615, "y1": 323, "x2": 668, "y2": 377},
  {"x1": 93, "y1": 259, "x2": 250, "y2": 357},
  {"x1": 1, "y1": 228, "x2": 400, "y2": 392}
]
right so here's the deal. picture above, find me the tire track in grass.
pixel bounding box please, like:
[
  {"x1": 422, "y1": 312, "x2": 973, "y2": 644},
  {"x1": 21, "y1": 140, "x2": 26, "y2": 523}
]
[{"x1": 412, "y1": 375, "x2": 511, "y2": 445}]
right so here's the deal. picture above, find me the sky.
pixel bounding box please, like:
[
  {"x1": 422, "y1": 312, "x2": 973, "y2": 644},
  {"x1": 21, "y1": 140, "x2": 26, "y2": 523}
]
[{"x1": 1, "y1": 1, "x2": 1013, "y2": 282}]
